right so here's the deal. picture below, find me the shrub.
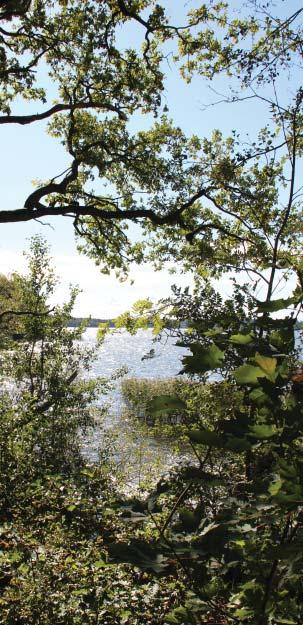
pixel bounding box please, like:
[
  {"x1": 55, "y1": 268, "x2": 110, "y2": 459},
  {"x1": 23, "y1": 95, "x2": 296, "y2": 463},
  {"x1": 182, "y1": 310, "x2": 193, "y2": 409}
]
[{"x1": 121, "y1": 376, "x2": 243, "y2": 429}]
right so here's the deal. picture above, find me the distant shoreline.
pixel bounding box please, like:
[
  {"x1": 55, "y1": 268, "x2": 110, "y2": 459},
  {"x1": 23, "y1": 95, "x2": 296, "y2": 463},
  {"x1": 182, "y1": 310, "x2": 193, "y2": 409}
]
[
  {"x1": 67, "y1": 318, "x2": 188, "y2": 329},
  {"x1": 68, "y1": 317, "x2": 303, "y2": 330},
  {"x1": 67, "y1": 318, "x2": 115, "y2": 328}
]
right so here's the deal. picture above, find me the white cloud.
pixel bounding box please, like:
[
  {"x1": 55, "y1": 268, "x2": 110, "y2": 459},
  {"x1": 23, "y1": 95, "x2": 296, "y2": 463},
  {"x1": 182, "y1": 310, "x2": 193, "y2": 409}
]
[
  {"x1": 0, "y1": 250, "x2": 27, "y2": 274},
  {"x1": 0, "y1": 249, "x2": 193, "y2": 318}
]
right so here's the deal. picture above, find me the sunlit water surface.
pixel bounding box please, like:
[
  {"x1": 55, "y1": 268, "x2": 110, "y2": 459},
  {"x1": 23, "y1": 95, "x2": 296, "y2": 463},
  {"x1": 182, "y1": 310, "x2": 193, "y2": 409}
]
[{"x1": 80, "y1": 328, "x2": 190, "y2": 488}]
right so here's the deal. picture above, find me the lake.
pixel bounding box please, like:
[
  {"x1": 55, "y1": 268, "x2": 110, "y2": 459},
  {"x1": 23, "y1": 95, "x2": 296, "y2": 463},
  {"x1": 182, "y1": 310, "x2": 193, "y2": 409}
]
[
  {"x1": 80, "y1": 328, "x2": 190, "y2": 488},
  {"x1": 84, "y1": 326, "x2": 188, "y2": 387}
]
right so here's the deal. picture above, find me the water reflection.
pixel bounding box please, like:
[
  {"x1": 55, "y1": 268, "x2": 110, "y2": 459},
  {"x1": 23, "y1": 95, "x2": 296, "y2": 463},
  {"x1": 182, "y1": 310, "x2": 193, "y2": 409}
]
[{"x1": 80, "y1": 328, "x2": 189, "y2": 487}]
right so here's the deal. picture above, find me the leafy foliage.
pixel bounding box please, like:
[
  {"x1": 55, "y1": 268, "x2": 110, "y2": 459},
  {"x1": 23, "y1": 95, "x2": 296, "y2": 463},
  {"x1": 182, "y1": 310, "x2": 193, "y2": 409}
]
[
  {"x1": 0, "y1": 238, "x2": 190, "y2": 625},
  {"x1": 1, "y1": 2, "x2": 303, "y2": 623},
  {"x1": 116, "y1": 285, "x2": 303, "y2": 624},
  {"x1": 0, "y1": 2, "x2": 302, "y2": 286}
]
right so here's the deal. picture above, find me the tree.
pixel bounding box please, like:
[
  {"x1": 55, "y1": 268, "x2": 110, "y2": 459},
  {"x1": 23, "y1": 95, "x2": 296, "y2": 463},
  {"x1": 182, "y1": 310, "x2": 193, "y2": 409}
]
[
  {"x1": 86, "y1": 5, "x2": 303, "y2": 619},
  {"x1": 0, "y1": 1, "x2": 31, "y2": 21},
  {"x1": 0, "y1": 272, "x2": 24, "y2": 342},
  {"x1": 0, "y1": 1, "x2": 301, "y2": 285},
  {"x1": 1, "y1": 5, "x2": 303, "y2": 622},
  {"x1": 0, "y1": 238, "x2": 191, "y2": 625},
  {"x1": 0, "y1": 236, "x2": 105, "y2": 485},
  {"x1": 111, "y1": 255, "x2": 303, "y2": 624}
]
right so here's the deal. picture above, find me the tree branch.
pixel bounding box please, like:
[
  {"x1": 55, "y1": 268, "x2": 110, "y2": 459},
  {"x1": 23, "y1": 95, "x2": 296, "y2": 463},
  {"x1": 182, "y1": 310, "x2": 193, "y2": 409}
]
[
  {"x1": 266, "y1": 117, "x2": 298, "y2": 302},
  {"x1": 185, "y1": 222, "x2": 254, "y2": 245},
  {"x1": 0, "y1": 307, "x2": 55, "y2": 320},
  {"x1": 0, "y1": 101, "x2": 127, "y2": 125}
]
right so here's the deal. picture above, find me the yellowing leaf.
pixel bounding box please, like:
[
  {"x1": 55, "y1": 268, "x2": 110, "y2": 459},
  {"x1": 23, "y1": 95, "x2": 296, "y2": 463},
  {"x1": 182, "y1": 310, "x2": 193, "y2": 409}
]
[
  {"x1": 229, "y1": 333, "x2": 254, "y2": 345},
  {"x1": 268, "y1": 479, "x2": 283, "y2": 496},
  {"x1": 255, "y1": 353, "x2": 277, "y2": 381}
]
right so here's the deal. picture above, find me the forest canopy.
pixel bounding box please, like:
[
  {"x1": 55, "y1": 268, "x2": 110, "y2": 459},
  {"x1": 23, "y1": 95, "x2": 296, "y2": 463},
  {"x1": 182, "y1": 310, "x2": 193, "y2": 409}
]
[{"x1": 0, "y1": 0, "x2": 302, "y2": 284}]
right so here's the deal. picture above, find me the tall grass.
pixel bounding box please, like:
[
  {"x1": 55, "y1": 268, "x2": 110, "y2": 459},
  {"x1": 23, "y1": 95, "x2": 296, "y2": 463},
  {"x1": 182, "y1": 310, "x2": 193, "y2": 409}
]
[{"x1": 121, "y1": 377, "x2": 242, "y2": 429}]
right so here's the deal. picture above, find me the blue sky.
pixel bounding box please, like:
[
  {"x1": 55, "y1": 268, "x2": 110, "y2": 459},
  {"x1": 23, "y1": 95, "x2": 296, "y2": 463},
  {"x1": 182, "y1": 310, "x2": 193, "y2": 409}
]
[{"x1": 1, "y1": 1, "x2": 300, "y2": 316}]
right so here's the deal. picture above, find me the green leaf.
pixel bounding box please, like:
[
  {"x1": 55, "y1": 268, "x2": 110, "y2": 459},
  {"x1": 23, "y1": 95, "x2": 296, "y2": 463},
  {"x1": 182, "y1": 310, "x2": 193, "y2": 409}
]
[
  {"x1": 72, "y1": 588, "x2": 89, "y2": 597},
  {"x1": 188, "y1": 429, "x2": 225, "y2": 448},
  {"x1": 234, "y1": 364, "x2": 266, "y2": 385},
  {"x1": 120, "y1": 610, "x2": 132, "y2": 624},
  {"x1": 249, "y1": 387, "x2": 270, "y2": 406},
  {"x1": 229, "y1": 333, "x2": 254, "y2": 345},
  {"x1": 255, "y1": 353, "x2": 277, "y2": 382},
  {"x1": 165, "y1": 606, "x2": 196, "y2": 625},
  {"x1": 276, "y1": 618, "x2": 298, "y2": 625},
  {"x1": 277, "y1": 359, "x2": 290, "y2": 378},
  {"x1": 256, "y1": 297, "x2": 296, "y2": 312},
  {"x1": 273, "y1": 491, "x2": 303, "y2": 506},
  {"x1": 269, "y1": 328, "x2": 294, "y2": 350},
  {"x1": 224, "y1": 437, "x2": 251, "y2": 452},
  {"x1": 182, "y1": 342, "x2": 224, "y2": 374},
  {"x1": 97, "y1": 321, "x2": 110, "y2": 341},
  {"x1": 18, "y1": 563, "x2": 30, "y2": 574},
  {"x1": 278, "y1": 459, "x2": 297, "y2": 479},
  {"x1": 204, "y1": 327, "x2": 224, "y2": 337},
  {"x1": 9, "y1": 550, "x2": 22, "y2": 563},
  {"x1": 108, "y1": 541, "x2": 168, "y2": 573},
  {"x1": 249, "y1": 424, "x2": 279, "y2": 439},
  {"x1": 234, "y1": 607, "x2": 254, "y2": 619},
  {"x1": 93, "y1": 560, "x2": 107, "y2": 569},
  {"x1": 80, "y1": 468, "x2": 94, "y2": 478},
  {"x1": 149, "y1": 395, "x2": 186, "y2": 417},
  {"x1": 197, "y1": 522, "x2": 231, "y2": 555},
  {"x1": 189, "y1": 430, "x2": 250, "y2": 451},
  {"x1": 66, "y1": 504, "x2": 77, "y2": 512}
]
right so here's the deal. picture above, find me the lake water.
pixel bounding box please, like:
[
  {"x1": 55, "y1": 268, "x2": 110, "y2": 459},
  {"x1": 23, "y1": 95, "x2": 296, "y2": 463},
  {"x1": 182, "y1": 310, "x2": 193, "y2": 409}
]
[
  {"x1": 84, "y1": 327, "x2": 188, "y2": 396},
  {"x1": 80, "y1": 328, "x2": 190, "y2": 487}
]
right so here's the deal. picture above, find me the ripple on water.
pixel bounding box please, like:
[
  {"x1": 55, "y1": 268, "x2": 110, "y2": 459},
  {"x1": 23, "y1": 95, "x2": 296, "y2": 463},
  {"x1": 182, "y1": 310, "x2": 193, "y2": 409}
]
[{"x1": 80, "y1": 328, "x2": 190, "y2": 485}]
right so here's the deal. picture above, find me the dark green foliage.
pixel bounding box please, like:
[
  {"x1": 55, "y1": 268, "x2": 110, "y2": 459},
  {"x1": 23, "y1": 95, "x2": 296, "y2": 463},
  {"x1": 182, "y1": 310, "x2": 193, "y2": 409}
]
[
  {"x1": 114, "y1": 286, "x2": 303, "y2": 625},
  {"x1": 0, "y1": 239, "x2": 189, "y2": 624}
]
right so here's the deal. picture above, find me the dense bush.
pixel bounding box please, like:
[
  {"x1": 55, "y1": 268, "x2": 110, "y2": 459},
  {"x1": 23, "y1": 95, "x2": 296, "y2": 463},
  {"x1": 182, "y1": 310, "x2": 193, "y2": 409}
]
[
  {"x1": 1, "y1": 240, "x2": 303, "y2": 625},
  {"x1": 115, "y1": 286, "x2": 303, "y2": 625},
  {"x1": 121, "y1": 377, "x2": 190, "y2": 422},
  {"x1": 0, "y1": 239, "x2": 189, "y2": 625},
  {"x1": 121, "y1": 377, "x2": 242, "y2": 425}
]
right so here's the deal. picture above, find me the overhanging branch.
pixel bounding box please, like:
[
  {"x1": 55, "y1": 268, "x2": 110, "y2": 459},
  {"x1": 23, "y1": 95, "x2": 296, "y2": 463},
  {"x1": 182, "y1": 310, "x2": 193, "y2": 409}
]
[
  {"x1": 0, "y1": 101, "x2": 127, "y2": 125},
  {"x1": 0, "y1": 203, "x2": 185, "y2": 227}
]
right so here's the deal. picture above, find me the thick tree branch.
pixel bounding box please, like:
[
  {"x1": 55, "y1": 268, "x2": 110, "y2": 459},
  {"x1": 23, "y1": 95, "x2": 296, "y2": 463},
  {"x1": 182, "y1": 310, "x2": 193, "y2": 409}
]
[
  {"x1": 0, "y1": 307, "x2": 55, "y2": 320},
  {"x1": 0, "y1": 203, "x2": 188, "y2": 227},
  {"x1": 0, "y1": 186, "x2": 213, "y2": 230},
  {"x1": 24, "y1": 160, "x2": 79, "y2": 209},
  {"x1": 0, "y1": 101, "x2": 127, "y2": 125}
]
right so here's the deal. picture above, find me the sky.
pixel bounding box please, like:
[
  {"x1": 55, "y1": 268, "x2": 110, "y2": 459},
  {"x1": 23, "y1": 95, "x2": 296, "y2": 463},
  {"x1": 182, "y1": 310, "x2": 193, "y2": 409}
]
[{"x1": 0, "y1": 1, "x2": 300, "y2": 317}]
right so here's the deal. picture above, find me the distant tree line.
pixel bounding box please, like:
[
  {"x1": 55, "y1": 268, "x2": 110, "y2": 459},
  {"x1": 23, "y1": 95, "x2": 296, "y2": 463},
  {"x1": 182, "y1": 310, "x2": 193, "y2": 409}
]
[{"x1": 68, "y1": 317, "x2": 115, "y2": 328}]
